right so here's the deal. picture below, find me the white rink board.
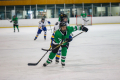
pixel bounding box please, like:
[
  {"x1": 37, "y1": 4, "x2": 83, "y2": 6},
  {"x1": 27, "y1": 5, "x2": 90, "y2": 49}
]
[
  {"x1": 0, "y1": 16, "x2": 120, "y2": 27},
  {"x1": 0, "y1": 24, "x2": 120, "y2": 80}
]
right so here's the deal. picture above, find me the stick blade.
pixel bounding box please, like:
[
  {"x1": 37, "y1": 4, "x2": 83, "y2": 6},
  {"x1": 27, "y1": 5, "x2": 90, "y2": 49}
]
[
  {"x1": 28, "y1": 63, "x2": 38, "y2": 66},
  {"x1": 41, "y1": 48, "x2": 50, "y2": 51}
]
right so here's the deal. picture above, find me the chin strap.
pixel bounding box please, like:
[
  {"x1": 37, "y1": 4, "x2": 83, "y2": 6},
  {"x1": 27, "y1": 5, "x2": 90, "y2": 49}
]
[{"x1": 60, "y1": 29, "x2": 66, "y2": 36}]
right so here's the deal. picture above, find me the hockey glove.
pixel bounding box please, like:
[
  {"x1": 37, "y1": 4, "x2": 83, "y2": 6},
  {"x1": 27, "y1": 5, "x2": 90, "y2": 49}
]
[
  {"x1": 48, "y1": 21, "x2": 51, "y2": 24},
  {"x1": 65, "y1": 38, "x2": 72, "y2": 42},
  {"x1": 81, "y1": 25, "x2": 88, "y2": 32}
]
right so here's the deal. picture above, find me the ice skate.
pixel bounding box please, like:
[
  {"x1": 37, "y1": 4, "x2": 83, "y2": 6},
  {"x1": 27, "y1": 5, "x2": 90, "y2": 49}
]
[
  {"x1": 43, "y1": 62, "x2": 48, "y2": 67},
  {"x1": 55, "y1": 59, "x2": 59, "y2": 64}
]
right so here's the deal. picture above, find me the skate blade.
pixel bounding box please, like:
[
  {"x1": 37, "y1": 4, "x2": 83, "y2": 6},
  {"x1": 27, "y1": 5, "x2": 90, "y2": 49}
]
[{"x1": 55, "y1": 62, "x2": 59, "y2": 64}]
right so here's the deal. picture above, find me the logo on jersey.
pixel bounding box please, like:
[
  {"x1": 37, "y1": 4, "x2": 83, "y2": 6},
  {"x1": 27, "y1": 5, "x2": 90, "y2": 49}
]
[{"x1": 58, "y1": 38, "x2": 62, "y2": 42}]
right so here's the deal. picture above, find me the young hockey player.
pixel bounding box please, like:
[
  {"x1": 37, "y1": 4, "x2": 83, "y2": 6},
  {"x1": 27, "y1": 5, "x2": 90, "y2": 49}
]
[
  {"x1": 50, "y1": 14, "x2": 72, "y2": 64},
  {"x1": 10, "y1": 15, "x2": 19, "y2": 32},
  {"x1": 59, "y1": 13, "x2": 70, "y2": 24},
  {"x1": 34, "y1": 18, "x2": 50, "y2": 40},
  {"x1": 81, "y1": 11, "x2": 89, "y2": 26},
  {"x1": 43, "y1": 22, "x2": 88, "y2": 67}
]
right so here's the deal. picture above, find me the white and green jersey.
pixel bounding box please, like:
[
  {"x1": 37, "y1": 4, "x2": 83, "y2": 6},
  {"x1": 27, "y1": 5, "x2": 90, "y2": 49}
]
[
  {"x1": 12, "y1": 17, "x2": 18, "y2": 25},
  {"x1": 53, "y1": 26, "x2": 82, "y2": 45},
  {"x1": 81, "y1": 13, "x2": 87, "y2": 18}
]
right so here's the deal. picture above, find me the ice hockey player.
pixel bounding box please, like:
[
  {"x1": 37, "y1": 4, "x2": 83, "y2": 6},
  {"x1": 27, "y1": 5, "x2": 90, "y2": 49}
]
[
  {"x1": 50, "y1": 14, "x2": 72, "y2": 64},
  {"x1": 81, "y1": 11, "x2": 89, "y2": 26},
  {"x1": 43, "y1": 22, "x2": 88, "y2": 67},
  {"x1": 10, "y1": 15, "x2": 19, "y2": 32},
  {"x1": 59, "y1": 12, "x2": 70, "y2": 24},
  {"x1": 34, "y1": 18, "x2": 51, "y2": 40}
]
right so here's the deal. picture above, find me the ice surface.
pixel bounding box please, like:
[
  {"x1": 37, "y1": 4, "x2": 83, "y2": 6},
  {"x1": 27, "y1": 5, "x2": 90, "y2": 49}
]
[{"x1": 0, "y1": 24, "x2": 120, "y2": 80}]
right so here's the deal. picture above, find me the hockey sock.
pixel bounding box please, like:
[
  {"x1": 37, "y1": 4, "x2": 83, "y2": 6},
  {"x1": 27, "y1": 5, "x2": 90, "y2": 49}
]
[
  {"x1": 46, "y1": 52, "x2": 56, "y2": 64},
  {"x1": 13, "y1": 26, "x2": 15, "y2": 32},
  {"x1": 44, "y1": 31, "x2": 46, "y2": 39},
  {"x1": 16, "y1": 25, "x2": 19, "y2": 32},
  {"x1": 61, "y1": 47, "x2": 67, "y2": 63},
  {"x1": 35, "y1": 34, "x2": 39, "y2": 40},
  {"x1": 56, "y1": 50, "x2": 61, "y2": 60}
]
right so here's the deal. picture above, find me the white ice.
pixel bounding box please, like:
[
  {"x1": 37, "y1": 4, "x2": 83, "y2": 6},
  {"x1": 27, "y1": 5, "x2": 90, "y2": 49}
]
[{"x1": 0, "y1": 24, "x2": 120, "y2": 80}]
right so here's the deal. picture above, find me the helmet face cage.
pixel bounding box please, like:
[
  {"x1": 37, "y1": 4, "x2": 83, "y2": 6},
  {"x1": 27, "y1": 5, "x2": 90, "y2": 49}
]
[
  {"x1": 59, "y1": 22, "x2": 67, "y2": 29},
  {"x1": 63, "y1": 17, "x2": 68, "y2": 22}
]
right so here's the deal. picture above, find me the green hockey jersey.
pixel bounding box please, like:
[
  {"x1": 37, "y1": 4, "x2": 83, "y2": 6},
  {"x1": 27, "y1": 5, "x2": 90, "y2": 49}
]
[
  {"x1": 53, "y1": 26, "x2": 82, "y2": 45},
  {"x1": 12, "y1": 17, "x2": 18, "y2": 25},
  {"x1": 81, "y1": 13, "x2": 87, "y2": 18}
]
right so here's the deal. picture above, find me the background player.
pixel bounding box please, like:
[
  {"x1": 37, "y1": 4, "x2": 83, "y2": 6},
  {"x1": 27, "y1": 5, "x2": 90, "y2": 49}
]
[
  {"x1": 81, "y1": 11, "x2": 89, "y2": 26},
  {"x1": 34, "y1": 18, "x2": 50, "y2": 40},
  {"x1": 59, "y1": 12, "x2": 70, "y2": 24},
  {"x1": 10, "y1": 15, "x2": 19, "y2": 32},
  {"x1": 43, "y1": 22, "x2": 88, "y2": 67}
]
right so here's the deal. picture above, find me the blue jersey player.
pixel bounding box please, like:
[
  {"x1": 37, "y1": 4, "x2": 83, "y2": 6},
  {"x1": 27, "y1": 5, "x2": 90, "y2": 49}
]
[{"x1": 34, "y1": 18, "x2": 51, "y2": 40}]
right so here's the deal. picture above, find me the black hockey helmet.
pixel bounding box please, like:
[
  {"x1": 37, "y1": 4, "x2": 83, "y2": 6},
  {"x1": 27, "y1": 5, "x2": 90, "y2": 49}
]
[
  {"x1": 63, "y1": 14, "x2": 68, "y2": 18},
  {"x1": 59, "y1": 22, "x2": 66, "y2": 28},
  {"x1": 61, "y1": 14, "x2": 68, "y2": 22},
  {"x1": 59, "y1": 22, "x2": 67, "y2": 33}
]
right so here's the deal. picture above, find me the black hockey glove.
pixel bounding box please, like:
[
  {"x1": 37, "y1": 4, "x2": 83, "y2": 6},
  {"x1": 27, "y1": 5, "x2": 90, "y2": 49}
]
[
  {"x1": 65, "y1": 38, "x2": 72, "y2": 42},
  {"x1": 52, "y1": 44, "x2": 60, "y2": 53},
  {"x1": 81, "y1": 25, "x2": 88, "y2": 32},
  {"x1": 61, "y1": 43, "x2": 69, "y2": 49}
]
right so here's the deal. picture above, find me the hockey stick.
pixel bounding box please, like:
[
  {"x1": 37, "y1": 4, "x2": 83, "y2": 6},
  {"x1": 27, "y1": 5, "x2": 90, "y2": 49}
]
[
  {"x1": 42, "y1": 31, "x2": 84, "y2": 51},
  {"x1": 83, "y1": 19, "x2": 89, "y2": 22},
  {"x1": 7, "y1": 18, "x2": 11, "y2": 22},
  {"x1": 49, "y1": 24, "x2": 52, "y2": 33},
  {"x1": 28, "y1": 50, "x2": 49, "y2": 66},
  {"x1": 47, "y1": 24, "x2": 52, "y2": 33}
]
